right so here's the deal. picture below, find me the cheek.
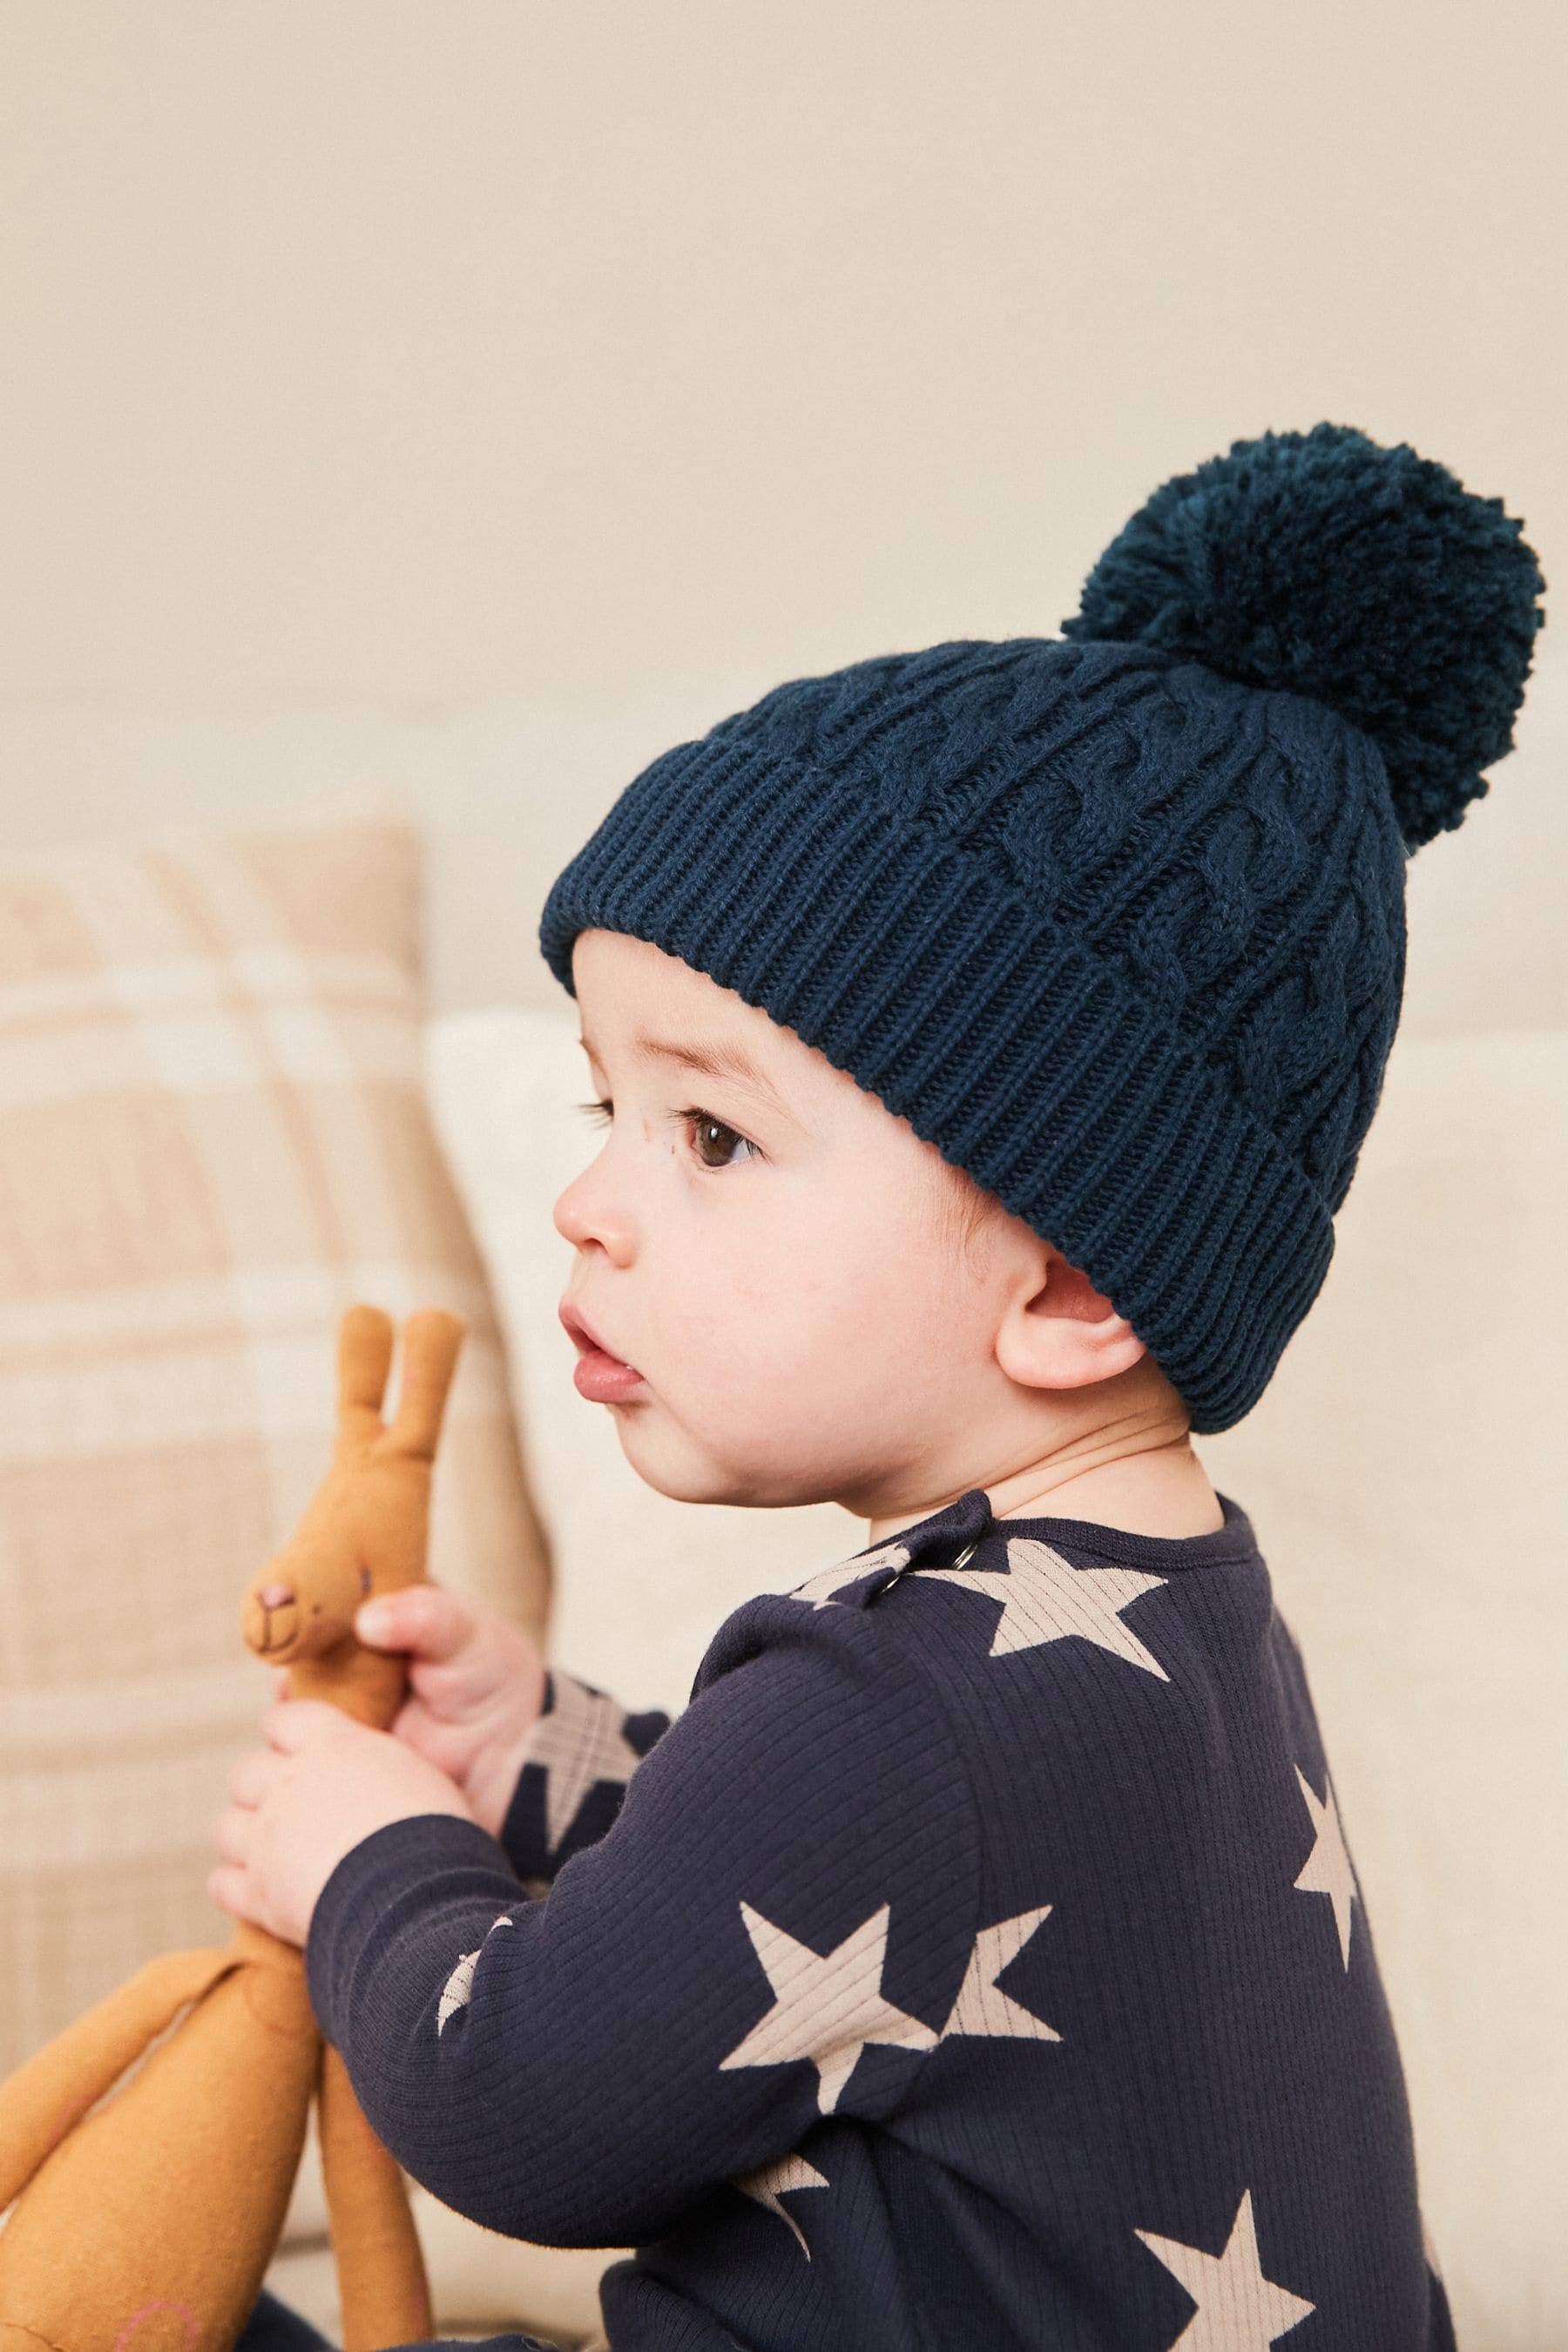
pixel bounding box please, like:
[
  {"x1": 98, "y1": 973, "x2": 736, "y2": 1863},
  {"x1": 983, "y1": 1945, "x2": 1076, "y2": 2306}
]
[
  {"x1": 696, "y1": 1186, "x2": 983, "y2": 1382},
  {"x1": 613, "y1": 1174, "x2": 1008, "y2": 1503},
  {"x1": 655, "y1": 1218, "x2": 806, "y2": 1370}
]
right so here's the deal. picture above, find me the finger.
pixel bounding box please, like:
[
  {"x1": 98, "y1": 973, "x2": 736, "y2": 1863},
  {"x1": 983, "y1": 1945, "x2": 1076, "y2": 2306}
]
[
  {"x1": 355, "y1": 1582, "x2": 473, "y2": 1663},
  {"x1": 226, "y1": 1748, "x2": 270, "y2": 1806},
  {"x1": 210, "y1": 1806, "x2": 253, "y2": 1865},
  {"x1": 207, "y1": 1863, "x2": 255, "y2": 1923}
]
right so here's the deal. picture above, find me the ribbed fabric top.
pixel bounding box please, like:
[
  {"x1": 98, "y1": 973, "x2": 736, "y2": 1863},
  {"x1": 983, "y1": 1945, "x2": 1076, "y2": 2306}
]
[{"x1": 307, "y1": 1492, "x2": 1455, "y2": 2352}]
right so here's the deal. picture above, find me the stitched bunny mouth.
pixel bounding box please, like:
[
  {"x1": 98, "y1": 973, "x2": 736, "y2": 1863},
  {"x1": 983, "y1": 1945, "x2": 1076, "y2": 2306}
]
[
  {"x1": 244, "y1": 1600, "x2": 301, "y2": 1659},
  {"x1": 245, "y1": 1598, "x2": 354, "y2": 1660}
]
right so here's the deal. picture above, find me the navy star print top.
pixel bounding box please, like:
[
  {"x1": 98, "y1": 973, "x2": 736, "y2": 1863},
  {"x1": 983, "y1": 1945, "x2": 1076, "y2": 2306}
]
[{"x1": 305, "y1": 1490, "x2": 1458, "y2": 2352}]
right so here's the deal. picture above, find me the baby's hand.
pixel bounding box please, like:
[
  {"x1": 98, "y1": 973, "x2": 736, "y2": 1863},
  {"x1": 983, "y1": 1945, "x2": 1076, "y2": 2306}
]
[
  {"x1": 211, "y1": 1701, "x2": 473, "y2": 1948},
  {"x1": 267, "y1": 1587, "x2": 548, "y2": 1840}
]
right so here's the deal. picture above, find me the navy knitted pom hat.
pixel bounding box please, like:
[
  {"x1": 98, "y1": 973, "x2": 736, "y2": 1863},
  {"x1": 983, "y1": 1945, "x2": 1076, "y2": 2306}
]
[{"x1": 540, "y1": 423, "x2": 1544, "y2": 1431}]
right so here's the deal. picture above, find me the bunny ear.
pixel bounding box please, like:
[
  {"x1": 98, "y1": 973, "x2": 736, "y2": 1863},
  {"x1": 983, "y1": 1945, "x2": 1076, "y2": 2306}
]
[
  {"x1": 337, "y1": 1305, "x2": 395, "y2": 1427},
  {"x1": 385, "y1": 1309, "x2": 467, "y2": 1460}
]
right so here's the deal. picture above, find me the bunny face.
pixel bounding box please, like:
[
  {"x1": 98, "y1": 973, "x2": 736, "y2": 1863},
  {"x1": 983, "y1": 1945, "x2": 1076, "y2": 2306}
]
[
  {"x1": 240, "y1": 1534, "x2": 375, "y2": 1666},
  {"x1": 236, "y1": 1305, "x2": 464, "y2": 1678}
]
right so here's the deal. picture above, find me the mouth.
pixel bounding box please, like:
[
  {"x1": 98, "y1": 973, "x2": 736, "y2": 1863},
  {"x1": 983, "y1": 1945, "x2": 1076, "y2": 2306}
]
[{"x1": 558, "y1": 1299, "x2": 647, "y2": 1405}]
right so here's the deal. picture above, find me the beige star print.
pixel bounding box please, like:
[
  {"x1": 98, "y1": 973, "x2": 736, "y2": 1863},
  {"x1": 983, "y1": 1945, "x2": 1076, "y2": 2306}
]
[
  {"x1": 787, "y1": 1540, "x2": 912, "y2": 1611},
  {"x1": 733, "y1": 2150, "x2": 830, "y2": 2257},
  {"x1": 1292, "y1": 1765, "x2": 1358, "y2": 1969},
  {"x1": 1135, "y1": 2188, "x2": 1315, "y2": 2348},
  {"x1": 525, "y1": 1668, "x2": 645, "y2": 1854},
  {"x1": 720, "y1": 1900, "x2": 937, "y2": 2113},
  {"x1": 921, "y1": 1537, "x2": 1170, "y2": 1676},
  {"x1": 436, "y1": 1912, "x2": 515, "y2": 2036},
  {"x1": 941, "y1": 1908, "x2": 1061, "y2": 2043}
]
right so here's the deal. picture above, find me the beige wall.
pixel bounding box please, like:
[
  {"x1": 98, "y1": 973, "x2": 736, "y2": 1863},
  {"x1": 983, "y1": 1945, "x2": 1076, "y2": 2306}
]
[{"x1": 1, "y1": 0, "x2": 1563, "y2": 1017}]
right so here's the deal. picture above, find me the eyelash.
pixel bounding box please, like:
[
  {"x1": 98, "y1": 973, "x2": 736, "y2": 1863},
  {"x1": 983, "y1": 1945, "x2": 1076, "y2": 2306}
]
[{"x1": 575, "y1": 1099, "x2": 760, "y2": 1169}]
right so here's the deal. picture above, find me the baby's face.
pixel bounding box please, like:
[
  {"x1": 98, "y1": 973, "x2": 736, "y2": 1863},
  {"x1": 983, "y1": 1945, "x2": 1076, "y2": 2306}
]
[{"x1": 554, "y1": 929, "x2": 1033, "y2": 1517}]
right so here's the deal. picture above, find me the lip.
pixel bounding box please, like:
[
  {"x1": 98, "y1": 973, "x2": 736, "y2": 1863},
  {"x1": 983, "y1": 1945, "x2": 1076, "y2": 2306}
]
[{"x1": 558, "y1": 1299, "x2": 647, "y2": 1405}]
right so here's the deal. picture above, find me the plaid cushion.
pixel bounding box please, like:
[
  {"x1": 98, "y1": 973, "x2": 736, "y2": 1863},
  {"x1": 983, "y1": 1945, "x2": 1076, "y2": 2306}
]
[{"x1": 0, "y1": 817, "x2": 551, "y2": 2073}]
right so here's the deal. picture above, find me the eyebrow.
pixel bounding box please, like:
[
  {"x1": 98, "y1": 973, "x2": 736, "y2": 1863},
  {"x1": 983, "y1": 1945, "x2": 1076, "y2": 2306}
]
[{"x1": 578, "y1": 1028, "x2": 793, "y2": 1116}]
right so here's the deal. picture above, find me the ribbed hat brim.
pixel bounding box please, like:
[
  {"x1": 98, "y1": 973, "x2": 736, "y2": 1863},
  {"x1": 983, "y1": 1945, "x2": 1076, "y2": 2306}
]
[{"x1": 540, "y1": 736, "x2": 1335, "y2": 1433}]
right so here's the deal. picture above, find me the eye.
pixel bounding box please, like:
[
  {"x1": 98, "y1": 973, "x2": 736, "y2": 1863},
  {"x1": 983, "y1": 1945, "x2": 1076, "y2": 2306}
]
[
  {"x1": 685, "y1": 1108, "x2": 759, "y2": 1169},
  {"x1": 577, "y1": 1098, "x2": 613, "y2": 1127}
]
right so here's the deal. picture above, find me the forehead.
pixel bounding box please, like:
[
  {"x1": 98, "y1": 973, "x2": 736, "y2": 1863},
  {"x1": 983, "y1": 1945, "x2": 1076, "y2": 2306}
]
[
  {"x1": 570, "y1": 929, "x2": 993, "y2": 1213},
  {"x1": 571, "y1": 930, "x2": 798, "y2": 1064},
  {"x1": 571, "y1": 930, "x2": 874, "y2": 1131},
  {"x1": 573, "y1": 929, "x2": 753, "y2": 1018}
]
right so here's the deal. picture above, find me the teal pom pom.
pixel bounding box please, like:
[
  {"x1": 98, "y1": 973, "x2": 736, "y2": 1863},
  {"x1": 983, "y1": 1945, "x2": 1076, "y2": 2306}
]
[{"x1": 1064, "y1": 422, "x2": 1546, "y2": 849}]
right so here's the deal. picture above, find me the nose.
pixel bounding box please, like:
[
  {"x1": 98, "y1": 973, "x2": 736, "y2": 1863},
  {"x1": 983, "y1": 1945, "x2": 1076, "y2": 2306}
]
[
  {"x1": 255, "y1": 1581, "x2": 294, "y2": 1610},
  {"x1": 553, "y1": 1159, "x2": 636, "y2": 1266}
]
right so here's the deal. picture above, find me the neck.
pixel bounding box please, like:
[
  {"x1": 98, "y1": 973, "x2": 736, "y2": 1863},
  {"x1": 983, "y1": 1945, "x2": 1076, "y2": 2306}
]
[{"x1": 864, "y1": 1365, "x2": 1224, "y2": 1547}]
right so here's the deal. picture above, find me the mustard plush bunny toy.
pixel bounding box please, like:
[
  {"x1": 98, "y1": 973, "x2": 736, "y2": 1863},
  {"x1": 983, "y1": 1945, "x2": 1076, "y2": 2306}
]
[{"x1": 0, "y1": 1304, "x2": 465, "y2": 2352}]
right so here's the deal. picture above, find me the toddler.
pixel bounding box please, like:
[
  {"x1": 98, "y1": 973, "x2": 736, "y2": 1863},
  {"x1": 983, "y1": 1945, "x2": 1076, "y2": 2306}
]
[{"x1": 213, "y1": 423, "x2": 1544, "y2": 2352}]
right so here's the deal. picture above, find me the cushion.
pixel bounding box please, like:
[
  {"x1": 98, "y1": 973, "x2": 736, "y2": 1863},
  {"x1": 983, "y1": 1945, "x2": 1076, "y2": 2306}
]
[
  {"x1": 1203, "y1": 1030, "x2": 1567, "y2": 2349},
  {"x1": 0, "y1": 818, "x2": 551, "y2": 2097},
  {"x1": 432, "y1": 1004, "x2": 1566, "y2": 2350}
]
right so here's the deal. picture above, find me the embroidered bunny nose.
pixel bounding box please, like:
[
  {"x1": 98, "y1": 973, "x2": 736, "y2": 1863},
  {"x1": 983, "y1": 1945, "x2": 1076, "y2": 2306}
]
[{"x1": 256, "y1": 1582, "x2": 294, "y2": 1610}]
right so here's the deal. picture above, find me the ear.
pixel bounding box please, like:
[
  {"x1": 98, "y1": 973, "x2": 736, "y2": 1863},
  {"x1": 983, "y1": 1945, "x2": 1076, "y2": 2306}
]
[
  {"x1": 337, "y1": 1304, "x2": 395, "y2": 1427},
  {"x1": 994, "y1": 1245, "x2": 1146, "y2": 1391},
  {"x1": 384, "y1": 1309, "x2": 467, "y2": 1460}
]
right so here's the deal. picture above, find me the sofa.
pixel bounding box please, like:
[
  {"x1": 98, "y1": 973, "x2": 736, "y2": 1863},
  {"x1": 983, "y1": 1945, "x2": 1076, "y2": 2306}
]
[{"x1": 0, "y1": 654, "x2": 1563, "y2": 2344}]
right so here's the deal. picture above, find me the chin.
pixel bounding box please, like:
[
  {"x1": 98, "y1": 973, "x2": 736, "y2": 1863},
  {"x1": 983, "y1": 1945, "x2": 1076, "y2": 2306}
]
[{"x1": 611, "y1": 1409, "x2": 824, "y2": 1510}]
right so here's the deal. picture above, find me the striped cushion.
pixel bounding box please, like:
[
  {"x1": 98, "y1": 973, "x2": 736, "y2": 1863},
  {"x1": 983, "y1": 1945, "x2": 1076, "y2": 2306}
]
[{"x1": 0, "y1": 817, "x2": 551, "y2": 2076}]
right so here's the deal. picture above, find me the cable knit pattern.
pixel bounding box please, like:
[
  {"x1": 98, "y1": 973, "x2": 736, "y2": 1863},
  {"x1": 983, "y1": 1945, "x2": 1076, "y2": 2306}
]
[{"x1": 540, "y1": 427, "x2": 1542, "y2": 1431}]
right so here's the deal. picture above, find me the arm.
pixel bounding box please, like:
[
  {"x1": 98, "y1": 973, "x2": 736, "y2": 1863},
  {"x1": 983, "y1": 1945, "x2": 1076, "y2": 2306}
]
[
  {"x1": 344, "y1": 1582, "x2": 667, "y2": 1889},
  {"x1": 494, "y1": 1667, "x2": 672, "y2": 1889},
  {"x1": 304, "y1": 1604, "x2": 980, "y2": 2249}
]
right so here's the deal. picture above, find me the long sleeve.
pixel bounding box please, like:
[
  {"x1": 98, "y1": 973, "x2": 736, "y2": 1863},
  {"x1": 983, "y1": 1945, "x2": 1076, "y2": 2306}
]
[
  {"x1": 310, "y1": 1490, "x2": 1463, "y2": 2352},
  {"x1": 304, "y1": 1596, "x2": 982, "y2": 2251},
  {"x1": 495, "y1": 1666, "x2": 672, "y2": 1888}
]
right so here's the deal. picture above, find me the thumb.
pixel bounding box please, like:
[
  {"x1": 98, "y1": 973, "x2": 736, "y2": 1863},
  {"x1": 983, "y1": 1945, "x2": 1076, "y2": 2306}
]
[{"x1": 355, "y1": 1582, "x2": 473, "y2": 1663}]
